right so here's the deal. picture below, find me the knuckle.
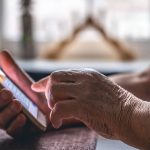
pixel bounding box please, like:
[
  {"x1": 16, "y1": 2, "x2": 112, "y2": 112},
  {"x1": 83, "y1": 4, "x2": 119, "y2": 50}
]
[
  {"x1": 50, "y1": 72, "x2": 55, "y2": 80},
  {"x1": 51, "y1": 71, "x2": 60, "y2": 81}
]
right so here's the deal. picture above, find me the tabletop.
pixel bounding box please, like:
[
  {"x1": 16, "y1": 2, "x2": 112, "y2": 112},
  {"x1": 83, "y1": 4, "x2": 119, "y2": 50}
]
[{"x1": 0, "y1": 127, "x2": 139, "y2": 150}]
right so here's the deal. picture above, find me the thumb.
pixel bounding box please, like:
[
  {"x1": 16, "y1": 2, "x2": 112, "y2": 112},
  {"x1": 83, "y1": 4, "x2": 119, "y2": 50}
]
[
  {"x1": 50, "y1": 100, "x2": 82, "y2": 129},
  {"x1": 31, "y1": 76, "x2": 50, "y2": 92}
]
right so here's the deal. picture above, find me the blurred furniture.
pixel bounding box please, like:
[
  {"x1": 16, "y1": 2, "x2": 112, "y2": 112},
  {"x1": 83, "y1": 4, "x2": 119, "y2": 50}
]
[
  {"x1": 41, "y1": 16, "x2": 136, "y2": 61},
  {"x1": 41, "y1": 0, "x2": 136, "y2": 61}
]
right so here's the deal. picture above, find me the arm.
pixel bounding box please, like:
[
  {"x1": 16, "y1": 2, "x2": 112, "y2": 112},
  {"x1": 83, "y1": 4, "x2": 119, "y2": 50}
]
[
  {"x1": 127, "y1": 99, "x2": 150, "y2": 149},
  {"x1": 109, "y1": 69, "x2": 150, "y2": 149},
  {"x1": 109, "y1": 69, "x2": 150, "y2": 101}
]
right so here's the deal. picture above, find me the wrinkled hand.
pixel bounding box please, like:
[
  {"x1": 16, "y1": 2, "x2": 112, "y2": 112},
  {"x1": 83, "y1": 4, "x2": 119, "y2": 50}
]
[
  {"x1": 110, "y1": 68, "x2": 150, "y2": 101},
  {"x1": 0, "y1": 51, "x2": 50, "y2": 138},
  {"x1": 32, "y1": 69, "x2": 139, "y2": 139}
]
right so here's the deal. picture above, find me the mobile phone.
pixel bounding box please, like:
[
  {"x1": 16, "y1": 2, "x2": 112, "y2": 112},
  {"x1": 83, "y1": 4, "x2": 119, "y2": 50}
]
[{"x1": 0, "y1": 68, "x2": 47, "y2": 131}]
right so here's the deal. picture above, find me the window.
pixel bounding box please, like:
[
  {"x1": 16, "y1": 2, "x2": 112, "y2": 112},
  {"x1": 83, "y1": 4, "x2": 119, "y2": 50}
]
[
  {"x1": 99, "y1": 0, "x2": 150, "y2": 39},
  {"x1": 3, "y1": 0, "x2": 150, "y2": 42},
  {"x1": 0, "y1": 0, "x2": 147, "y2": 62}
]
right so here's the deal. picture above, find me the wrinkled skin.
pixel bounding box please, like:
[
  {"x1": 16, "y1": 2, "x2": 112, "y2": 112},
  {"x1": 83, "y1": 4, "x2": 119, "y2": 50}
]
[
  {"x1": 110, "y1": 69, "x2": 150, "y2": 101},
  {"x1": 32, "y1": 69, "x2": 150, "y2": 149},
  {"x1": 0, "y1": 51, "x2": 50, "y2": 138},
  {"x1": 32, "y1": 69, "x2": 146, "y2": 148}
]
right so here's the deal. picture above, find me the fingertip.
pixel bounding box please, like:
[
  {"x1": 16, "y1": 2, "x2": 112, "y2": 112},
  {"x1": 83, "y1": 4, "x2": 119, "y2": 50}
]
[
  {"x1": 31, "y1": 85, "x2": 40, "y2": 93},
  {"x1": 31, "y1": 83, "x2": 36, "y2": 91},
  {"x1": 31, "y1": 83, "x2": 45, "y2": 92}
]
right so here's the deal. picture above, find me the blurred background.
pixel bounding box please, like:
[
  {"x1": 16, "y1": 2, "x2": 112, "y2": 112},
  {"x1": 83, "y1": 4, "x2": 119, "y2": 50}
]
[{"x1": 0, "y1": 0, "x2": 150, "y2": 80}]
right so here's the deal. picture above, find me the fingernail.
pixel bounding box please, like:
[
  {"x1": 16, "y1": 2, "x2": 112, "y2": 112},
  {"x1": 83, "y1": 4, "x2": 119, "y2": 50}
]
[
  {"x1": 31, "y1": 84, "x2": 36, "y2": 90},
  {"x1": 53, "y1": 120, "x2": 62, "y2": 129}
]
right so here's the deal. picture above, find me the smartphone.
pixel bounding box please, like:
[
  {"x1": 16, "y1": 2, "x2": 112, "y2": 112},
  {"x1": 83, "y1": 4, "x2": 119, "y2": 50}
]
[{"x1": 0, "y1": 68, "x2": 47, "y2": 131}]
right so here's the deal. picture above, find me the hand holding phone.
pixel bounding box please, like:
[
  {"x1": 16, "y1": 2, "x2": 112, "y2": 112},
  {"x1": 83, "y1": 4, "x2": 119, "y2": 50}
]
[
  {"x1": 0, "y1": 69, "x2": 47, "y2": 131},
  {"x1": 0, "y1": 51, "x2": 50, "y2": 137}
]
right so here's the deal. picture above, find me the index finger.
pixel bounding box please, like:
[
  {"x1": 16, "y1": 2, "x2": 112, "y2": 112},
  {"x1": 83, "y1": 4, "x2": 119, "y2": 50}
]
[{"x1": 31, "y1": 76, "x2": 50, "y2": 92}]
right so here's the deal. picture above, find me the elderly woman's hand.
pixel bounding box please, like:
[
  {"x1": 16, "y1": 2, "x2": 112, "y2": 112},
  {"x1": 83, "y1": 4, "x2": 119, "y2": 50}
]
[{"x1": 32, "y1": 69, "x2": 141, "y2": 140}]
